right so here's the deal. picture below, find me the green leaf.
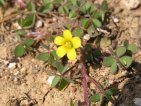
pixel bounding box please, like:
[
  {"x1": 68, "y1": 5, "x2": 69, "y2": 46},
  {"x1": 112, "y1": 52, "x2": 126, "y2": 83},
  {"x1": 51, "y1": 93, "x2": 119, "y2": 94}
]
[
  {"x1": 105, "y1": 94, "x2": 114, "y2": 103},
  {"x1": 90, "y1": 93, "x2": 102, "y2": 103},
  {"x1": 80, "y1": 18, "x2": 89, "y2": 28},
  {"x1": 119, "y1": 56, "x2": 132, "y2": 68},
  {"x1": 103, "y1": 56, "x2": 116, "y2": 67},
  {"x1": 39, "y1": 2, "x2": 53, "y2": 13},
  {"x1": 89, "y1": 4, "x2": 96, "y2": 13},
  {"x1": 51, "y1": 50, "x2": 59, "y2": 59},
  {"x1": 92, "y1": 18, "x2": 102, "y2": 28},
  {"x1": 64, "y1": 77, "x2": 75, "y2": 83},
  {"x1": 15, "y1": 44, "x2": 25, "y2": 57},
  {"x1": 26, "y1": 2, "x2": 36, "y2": 12},
  {"x1": 110, "y1": 61, "x2": 117, "y2": 74},
  {"x1": 124, "y1": 40, "x2": 129, "y2": 48},
  {"x1": 69, "y1": 0, "x2": 77, "y2": 6},
  {"x1": 58, "y1": 6, "x2": 65, "y2": 14},
  {"x1": 116, "y1": 46, "x2": 126, "y2": 57},
  {"x1": 58, "y1": 78, "x2": 69, "y2": 90},
  {"x1": 101, "y1": 0, "x2": 108, "y2": 11},
  {"x1": 63, "y1": 6, "x2": 69, "y2": 14},
  {"x1": 43, "y1": 0, "x2": 51, "y2": 4},
  {"x1": 70, "y1": 99, "x2": 75, "y2": 106},
  {"x1": 69, "y1": 10, "x2": 77, "y2": 19},
  {"x1": 91, "y1": 11, "x2": 104, "y2": 19},
  {"x1": 100, "y1": 38, "x2": 111, "y2": 48},
  {"x1": 127, "y1": 44, "x2": 137, "y2": 54},
  {"x1": 37, "y1": 53, "x2": 49, "y2": 61},
  {"x1": 53, "y1": 61, "x2": 64, "y2": 73},
  {"x1": 18, "y1": 14, "x2": 36, "y2": 29},
  {"x1": 80, "y1": 1, "x2": 92, "y2": 13},
  {"x1": 51, "y1": 76, "x2": 61, "y2": 88},
  {"x1": 0, "y1": 0, "x2": 5, "y2": 6},
  {"x1": 16, "y1": 30, "x2": 27, "y2": 36},
  {"x1": 72, "y1": 28, "x2": 84, "y2": 37},
  {"x1": 25, "y1": 38, "x2": 34, "y2": 47},
  {"x1": 105, "y1": 88, "x2": 119, "y2": 96}
]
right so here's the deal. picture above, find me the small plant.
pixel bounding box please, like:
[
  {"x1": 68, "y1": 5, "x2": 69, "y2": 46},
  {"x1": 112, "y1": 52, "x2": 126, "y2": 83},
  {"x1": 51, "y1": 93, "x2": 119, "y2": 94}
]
[
  {"x1": 103, "y1": 40, "x2": 137, "y2": 74},
  {"x1": 0, "y1": 0, "x2": 137, "y2": 105}
]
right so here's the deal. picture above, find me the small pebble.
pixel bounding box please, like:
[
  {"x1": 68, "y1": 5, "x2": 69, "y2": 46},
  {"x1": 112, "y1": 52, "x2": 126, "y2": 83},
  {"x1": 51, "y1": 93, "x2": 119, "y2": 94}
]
[
  {"x1": 134, "y1": 98, "x2": 141, "y2": 106},
  {"x1": 8, "y1": 62, "x2": 16, "y2": 69},
  {"x1": 47, "y1": 76, "x2": 55, "y2": 85},
  {"x1": 36, "y1": 20, "x2": 43, "y2": 28},
  {"x1": 111, "y1": 16, "x2": 119, "y2": 23}
]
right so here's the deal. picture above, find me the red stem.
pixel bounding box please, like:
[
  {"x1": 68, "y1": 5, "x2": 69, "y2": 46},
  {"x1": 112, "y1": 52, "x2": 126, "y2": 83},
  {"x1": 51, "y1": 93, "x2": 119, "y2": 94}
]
[{"x1": 80, "y1": 63, "x2": 89, "y2": 106}]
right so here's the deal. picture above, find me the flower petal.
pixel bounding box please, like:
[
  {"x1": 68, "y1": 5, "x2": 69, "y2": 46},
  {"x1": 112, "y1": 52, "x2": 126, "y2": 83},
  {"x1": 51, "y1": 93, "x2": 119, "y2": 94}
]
[
  {"x1": 67, "y1": 48, "x2": 76, "y2": 60},
  {"x1": 54, "y1": 36, "x2": 65, "y2": 45},
  {"x1": 71, "y1": 37, "x2": 81, "y2": 48},
  {"x1": 63, "y1": 30, "x2": 72, "y2": 41},
  {"x1": 56, "y1": 46, "x2": 67, "y2": 58}
]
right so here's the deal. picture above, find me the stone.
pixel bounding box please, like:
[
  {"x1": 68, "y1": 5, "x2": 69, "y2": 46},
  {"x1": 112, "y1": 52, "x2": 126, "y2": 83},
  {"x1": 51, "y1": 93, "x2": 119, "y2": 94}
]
[
  {"x1": 134, "y1": 98, "x2": 141, "y2": 106},
  {"x1": 8, "y1": 62, "x2": 16, "y2": 69},
  {"x1": 121, "y1": 0, "x2": 141, "y2": 10},
  {"x1": 47, "y1": 76, "x2": 55, "y2": 86},
  {"x1": 35, "y1": 20, "x2": 43, "y2": 28}
]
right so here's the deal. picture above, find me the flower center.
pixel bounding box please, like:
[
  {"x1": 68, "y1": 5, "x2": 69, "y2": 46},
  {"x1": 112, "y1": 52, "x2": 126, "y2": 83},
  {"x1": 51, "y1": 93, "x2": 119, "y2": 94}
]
[{"x1": 64, "y1": 41, "x2": 73, "y2": 49}]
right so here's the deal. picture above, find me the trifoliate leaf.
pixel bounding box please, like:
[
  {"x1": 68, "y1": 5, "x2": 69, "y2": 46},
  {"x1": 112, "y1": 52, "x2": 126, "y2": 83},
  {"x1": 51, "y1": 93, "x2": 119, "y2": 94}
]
[
  {"x1": 90, "y1": 93, "x2": 102, "y2": 103},
  {"x1": 92, "y1": 18, "x2": 102, "y2": 28},
  {"x1": 127, "y1": 44, "x2": 138, "y2": 54},
  {"x1": 15, "y1": 44, "x2": 25, "y2": 57},
  {"x1": 51, "y1": 76, "x2": 60, "y2": 88},
  {"x1": 37, "y1": 53, "x2": 49, "y2": 61},
  {"x1": 58, "y1": 78, "x2": 69, "y2": 90},
  {"x1": 25, "y1": 38, "x2": 34, "y2": 47},
  {"x1": 72, "y1": 28, "x2": 84, "y2": 37},
  {"x1": 18, "y1": 14, "x2": 36, "y2": 29},
  {"x1": 119, "y1": 56, "x2": 132, "y2": 68},
  {"x1": 103, "y1": 56, "x2": 116, "y2": 67},
  {"x1": 110, "y1": 61, "x2": 117, "y2": 74},
  {"x1": 69, "y1": 10, "x2": 77, "y2": 19},
  {"x1": 116, "y1": 46, "x2": 126, "y2": 57},
  {"x1": 80, "y1": 18, "x2": 89, "y2": 28}
]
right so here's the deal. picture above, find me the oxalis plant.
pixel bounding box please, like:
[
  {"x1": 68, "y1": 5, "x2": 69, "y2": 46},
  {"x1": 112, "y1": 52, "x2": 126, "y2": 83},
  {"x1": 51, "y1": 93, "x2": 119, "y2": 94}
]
[{"x1": 0, "y1": 0, "x2": 137, "y2": 105}]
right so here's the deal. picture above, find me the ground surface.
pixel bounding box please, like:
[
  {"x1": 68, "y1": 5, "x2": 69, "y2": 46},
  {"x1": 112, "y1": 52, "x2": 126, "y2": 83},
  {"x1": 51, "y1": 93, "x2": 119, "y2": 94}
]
[{"x1": 1, "y1": 0, "x2": 141, "y2": 106}]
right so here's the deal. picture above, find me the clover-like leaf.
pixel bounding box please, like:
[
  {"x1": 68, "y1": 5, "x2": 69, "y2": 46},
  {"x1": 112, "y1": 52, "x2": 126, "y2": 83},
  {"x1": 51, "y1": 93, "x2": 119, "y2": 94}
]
[
  {"x1": 15, "y1": 44, "x2": 25, "y2": 57},
  {"x1": 105, "y1": 88, "x2": 119, "y2": 96},
  {"x1": 69, "y1": 10, "x2": 77, "y2": 19},
  {"x1": 92, "y1": 18, "x2": 102, "y2": 28},
  {"x1": 100, "y1": 0, "x2": 108, "y2": 11},
  {"x1": 72, "y1": 28, "x2": 84, "y2": 37},
  {"x1": 25, "y1": 38, "x2": 34, "y2": 47},
  {"x1": 110, "y1": 61, "x2": 117, "y2": 74},
  {"x1": 39, "y1": 2, "x2": 53, "y2": 13},
  {"x1": 58, "y1": 78, "x2": 69, "y2": 90},
  {"x1": 100, "y1": 38, "x2": 111, "y2": 48},
  {"x1": 90, "y1": 93, "x2": 102, "y2": 103},
  {"x1": 70, "y1": 99, "x2": 75, "y2": 106},
  {"x1": 37, "y1": 53, "x2": 49, "y2": 61},
  {"x1": 51, "y1": 76, "x2": 61, "y2": 88},
  {"x1": 80, "y1": 18, "x2": 89, "y2": 28},
  {"x1": 26, "y1": 2, "x2": 36, "y2": 12},
  {"x1": 0, "y1": 0, "x2": 5, "y2": 6},
  {"x1": 119, "y1": 56, "x2": 132, "y2": 68},
  {"x1": 18, "y1": 14, "x2": 36, "y2": 29},
  {"x1": 127, "y1": 44, "x2": 137, "y2": 54},
  {"x1": 53, "y1": 61, "x2": 64, "y2": 73},
  {"x1": 116, "y1": 46, "x2": 126, "y2": 57},
  {"x1": 103, "y1": 56, "x2": 116, "y2": 67}
]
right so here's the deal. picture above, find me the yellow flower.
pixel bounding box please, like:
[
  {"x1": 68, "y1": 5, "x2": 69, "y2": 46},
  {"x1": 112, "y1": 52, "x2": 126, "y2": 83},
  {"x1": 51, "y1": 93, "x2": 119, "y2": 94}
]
[{"x1": 54, "y1": 30, "x2": 81, "y2": 60}]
